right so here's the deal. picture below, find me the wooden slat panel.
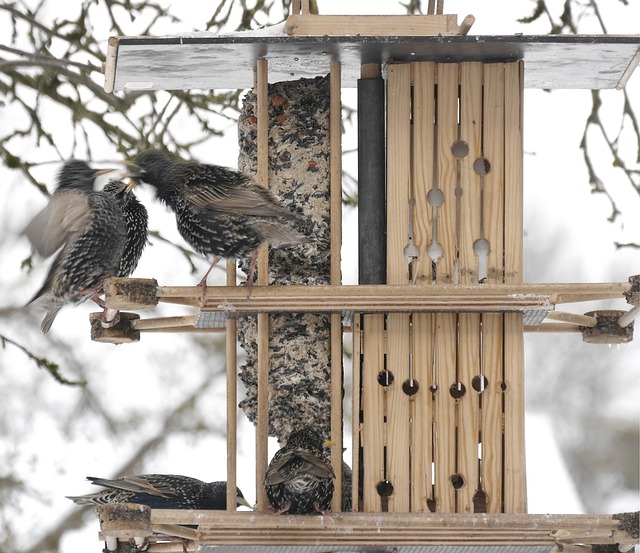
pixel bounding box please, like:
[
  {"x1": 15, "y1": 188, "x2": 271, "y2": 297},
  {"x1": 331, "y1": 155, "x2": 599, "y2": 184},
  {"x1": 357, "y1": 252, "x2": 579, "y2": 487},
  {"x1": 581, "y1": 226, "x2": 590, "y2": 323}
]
[
  {"x1": 412, "y1": 61, "x2": 436, "y2": 286},
  {"x1": 457, "y1": 62, "x2": 483, "y2": 513},
  {"x1": 387, "y1": 63, "x2": 412, "y2": 285},
  {"x1": 482, "y1": 62, "x2": 506, "y2": 513},
  {"x1": 411, "y1": 311, "x2": 434, "y2": 512},
  {"x1": 433, "y1": 62, "x2": 460, "y2": 512},
  {"x1": 410, "y1": 61, "x2": 436, "y2": 513},
  {"x1": 386, "y1": 63, "x2": 412, "y2": 512},
  {"x1": 361, "y1": 313, "x2": 385, "y2": 512},
  {"x1": 503, "y1": 61, "x2": 526, "y2": 513}
]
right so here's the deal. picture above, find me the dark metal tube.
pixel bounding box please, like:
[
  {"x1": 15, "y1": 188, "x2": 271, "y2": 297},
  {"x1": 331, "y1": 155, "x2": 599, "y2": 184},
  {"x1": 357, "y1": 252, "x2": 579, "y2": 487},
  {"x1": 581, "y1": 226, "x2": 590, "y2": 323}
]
[{"x1": 357, "y1": 76, "x2": 386, "y2": 285}]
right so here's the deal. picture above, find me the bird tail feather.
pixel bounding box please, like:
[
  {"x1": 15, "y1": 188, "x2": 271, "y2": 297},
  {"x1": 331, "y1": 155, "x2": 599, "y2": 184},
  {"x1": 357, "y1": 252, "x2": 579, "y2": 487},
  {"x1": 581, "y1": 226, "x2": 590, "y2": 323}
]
[{"x1": 254, "y1": 221, "x2": 304, "y2": 247}]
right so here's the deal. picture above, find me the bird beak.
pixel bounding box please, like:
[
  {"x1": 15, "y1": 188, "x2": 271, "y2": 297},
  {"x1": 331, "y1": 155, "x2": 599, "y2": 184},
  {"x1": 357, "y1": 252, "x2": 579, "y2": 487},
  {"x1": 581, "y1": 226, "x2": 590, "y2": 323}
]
[
  {"x1": 125, "y1": 179, "x2": 139, "y2": 191},
  {"x1": 238, "y1": 496, "x2": 253, "y2": 510},
  {"x1": 92, "y1": 168, "x2": 118, "y2": 177},
  {"x1": 324, "y1": 439, "x2": 334, "y2": 448},
  {"x1": 122, "y1": 161, "x2": 142, "y2": 179}
]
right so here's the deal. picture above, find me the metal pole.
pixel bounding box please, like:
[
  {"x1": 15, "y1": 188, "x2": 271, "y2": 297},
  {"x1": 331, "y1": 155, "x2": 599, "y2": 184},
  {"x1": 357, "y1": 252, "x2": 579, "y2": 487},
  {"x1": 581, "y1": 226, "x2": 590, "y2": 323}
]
[{"x1": 358, "y1": 64, "x2": 386, "y2": 285}]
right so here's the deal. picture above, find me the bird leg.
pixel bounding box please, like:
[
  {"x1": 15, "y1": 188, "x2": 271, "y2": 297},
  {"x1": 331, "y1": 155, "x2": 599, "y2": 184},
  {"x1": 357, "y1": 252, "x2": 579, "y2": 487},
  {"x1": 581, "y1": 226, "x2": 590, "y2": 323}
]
[
  {"x1": 198, "y1": 256, "x2": 221, "y2": 305},
  {"x1": 271, "y1": 501, "x2": 292, "y2": 515},
  {"x1": 91, "y1": 293, "x2": 107, "y2": 309},
  {"x1": 245, "y1": 249, "x2": 258, "y2": 298},
  {"x1": 313, "y1": 501, "x2": 331, "y2": 515}
]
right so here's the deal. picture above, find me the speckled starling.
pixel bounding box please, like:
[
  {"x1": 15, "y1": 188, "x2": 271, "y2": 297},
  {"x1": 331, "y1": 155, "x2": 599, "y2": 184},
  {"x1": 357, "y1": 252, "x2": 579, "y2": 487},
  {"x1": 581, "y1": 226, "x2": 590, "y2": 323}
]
[
  {"x1": 341, "y1": 461, "x2": 352, "y2": 512},
  {"x1": 102, "y1": 179, "x2": 149, "y2": 278},
  {"x1": 25, "y1": 162, "x2": 127, "y2": 333},
  {"x1": 264, "y1": 427, "x2": 335, "y2": 515},
  {"x1": 23, "y1": 160, "x2": 114, "y2": 258},
  {"x1": 126, "y1": 149, "x2": 303, "y2": 287},
  {"x1": 67, "y1": 474, "x2": 251, "y2": 510}
]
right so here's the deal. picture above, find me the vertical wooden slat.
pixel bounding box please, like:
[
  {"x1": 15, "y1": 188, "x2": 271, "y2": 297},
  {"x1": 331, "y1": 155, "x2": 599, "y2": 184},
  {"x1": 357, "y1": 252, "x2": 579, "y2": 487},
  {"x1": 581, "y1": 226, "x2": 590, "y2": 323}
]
[
  {"x1": 503, "y1": 61, "x2": 526, "y2": 514},
  {"x1": 457, "y1": 62, "x2": 483, "y2": 513},
  {"x1": 361, "y1": 313, "x2": 385, "y2": 512},
  {"x1": 329, "y1": 60, "x2": 343, "y2": 513},
  {"x1": 352, "y1": 315, "x2": 362, "y2": 512},
  {"x1": 226, "y1": 260, "x2": 238, "y2": 511},
  {"x1": 433, "y1": 62, "x2": 459, "y2": 512},
  {"x1": 482, "y1": 62, "x2": 506, "y2": 513},
  {"x1": 411, "y1": 61, "x2": 436, "y2": 513},
  {"x1": 255, "y1": 58, "x2": 270, "y2": 512},
  {"x1": 386, "y1": 63, "x2": 412, "y2": 513}
]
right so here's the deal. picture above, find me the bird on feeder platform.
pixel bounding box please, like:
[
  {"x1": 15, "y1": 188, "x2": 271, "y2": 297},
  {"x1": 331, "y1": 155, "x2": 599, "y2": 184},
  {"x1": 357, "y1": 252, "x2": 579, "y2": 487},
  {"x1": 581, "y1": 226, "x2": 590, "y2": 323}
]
[
  {"x1": 102, "y1": 179, "x2": 149, "y2": 279},
  {"x1": 124, "y1": 149, "x2": 303, "y2": 296},
  {"x1": 24, "y1": 161, "x2": 127, "y2": 333},
  {"x1": 98, "y1": 178, "x2": 149, "y2": 325},
  {"x1": 67, "y1": 474, "x2": 252, "y2": 510},
  {"x1": 264, "y1": 427, "x2": 335, "y2": 515}
]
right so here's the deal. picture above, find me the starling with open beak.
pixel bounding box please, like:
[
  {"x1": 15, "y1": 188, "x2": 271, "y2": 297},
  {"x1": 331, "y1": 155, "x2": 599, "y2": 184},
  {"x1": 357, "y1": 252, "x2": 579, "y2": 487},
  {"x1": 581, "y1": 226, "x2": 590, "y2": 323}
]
[
  {"x1": 102, "y1": 179, "x2": 149, "y2": 278},
  {"x1": 126, "y1": 149, "x2": 303, "y2": 292}
]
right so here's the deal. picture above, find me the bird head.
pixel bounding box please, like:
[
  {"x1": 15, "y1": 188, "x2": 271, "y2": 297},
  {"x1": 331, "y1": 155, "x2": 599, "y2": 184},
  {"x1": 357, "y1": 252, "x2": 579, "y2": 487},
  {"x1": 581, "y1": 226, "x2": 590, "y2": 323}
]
[
  {"x1": 236, "y1": 488, "x2": 253, "y2": 510},
  {"x1": 57, "y1": 160, "x2": 117, "y2": 191}
]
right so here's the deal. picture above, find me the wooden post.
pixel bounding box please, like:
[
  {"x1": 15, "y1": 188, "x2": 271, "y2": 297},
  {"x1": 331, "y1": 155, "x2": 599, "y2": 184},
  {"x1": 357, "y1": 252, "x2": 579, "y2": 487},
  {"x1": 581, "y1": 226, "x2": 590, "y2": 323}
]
[
  {"x1": 329, "y1": 60, "x2": 343, "y2": 512},
  {"x1": 255, "y1": 58, "x2": 270, "y2": 512}
]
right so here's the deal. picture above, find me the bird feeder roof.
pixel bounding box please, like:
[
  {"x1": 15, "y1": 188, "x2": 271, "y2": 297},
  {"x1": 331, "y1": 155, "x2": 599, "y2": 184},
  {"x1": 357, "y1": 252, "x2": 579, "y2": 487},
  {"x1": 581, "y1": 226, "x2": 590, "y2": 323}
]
[{"x1": 105, "y1": 31, "x2": 639, "y2": 92}]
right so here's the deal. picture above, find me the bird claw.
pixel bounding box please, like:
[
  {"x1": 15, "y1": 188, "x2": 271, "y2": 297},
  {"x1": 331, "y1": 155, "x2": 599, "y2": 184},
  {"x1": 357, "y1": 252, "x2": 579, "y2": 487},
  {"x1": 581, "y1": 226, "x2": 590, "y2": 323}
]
[
  {"x1": 271, "y1": 501, "x2": 292, "y2": 515},
  {"x1": 100, "y1": 308, "x2": 121, "y2": 328}
]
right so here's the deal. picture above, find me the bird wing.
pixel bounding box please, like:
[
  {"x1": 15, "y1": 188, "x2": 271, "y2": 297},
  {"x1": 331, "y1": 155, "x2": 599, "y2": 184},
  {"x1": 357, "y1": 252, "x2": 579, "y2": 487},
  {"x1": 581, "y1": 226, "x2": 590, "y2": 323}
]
[
  {"x1": 23, "y1": 192, "x2": 91, "y2": 257},
  {"x1": 87, "y1": 475, "x2": 186, "y2": 498},
  {"x1": 181, "y1": 167, "x2": 296, "y2": 218},
  {"x1": 265, "y1": 450, "x2": 335, "y2": 485}
]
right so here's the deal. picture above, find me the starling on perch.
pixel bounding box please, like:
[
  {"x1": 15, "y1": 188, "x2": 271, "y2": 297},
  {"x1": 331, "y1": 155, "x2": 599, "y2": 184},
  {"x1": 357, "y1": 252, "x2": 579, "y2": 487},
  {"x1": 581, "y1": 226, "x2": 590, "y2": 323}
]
[
  {"x1": 67, "y1": 474, "x2": 251, "y2": 510},
  {"x1": 25, "y1": 162, "x2": 126, "y2": 334},
  {"x1": 264, "y1": 427, "x2": 335, "y2": 515},
  {"x1": 102, "y1": 179, "x2": 149, "y2": 278},
  {"x1": 126, "y1": 149, "x2": 303, "y2": 290}
]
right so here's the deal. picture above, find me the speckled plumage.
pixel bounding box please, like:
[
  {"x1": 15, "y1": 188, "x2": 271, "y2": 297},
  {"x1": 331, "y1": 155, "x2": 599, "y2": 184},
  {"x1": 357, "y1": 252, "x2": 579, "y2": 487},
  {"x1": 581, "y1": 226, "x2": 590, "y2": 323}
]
[
  {"x1": 102, "y1": 179, "x2": 148, "y2": 278},
  {"x1": 25, "y1": 162, "x2": 126, "y2": 333},
  {"x1": 67, "y1": 474, "x2": 251, "y2": 510},
  {"x1": 128, "y1": 149, "x2": 303, "y2": 265},
  {"x1": 264, "y1": 427, "x2": 335, "y2": 515}
]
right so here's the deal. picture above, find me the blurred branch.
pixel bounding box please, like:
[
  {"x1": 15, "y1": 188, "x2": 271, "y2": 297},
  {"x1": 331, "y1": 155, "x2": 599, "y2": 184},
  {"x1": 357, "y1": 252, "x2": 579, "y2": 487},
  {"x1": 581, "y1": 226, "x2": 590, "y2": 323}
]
[
  {"x1": 518, "y1": 0, "x2": 640, "y2": 240},
  {"x1": 0, "y1": 333, "x2": 85, "y2": 386}
]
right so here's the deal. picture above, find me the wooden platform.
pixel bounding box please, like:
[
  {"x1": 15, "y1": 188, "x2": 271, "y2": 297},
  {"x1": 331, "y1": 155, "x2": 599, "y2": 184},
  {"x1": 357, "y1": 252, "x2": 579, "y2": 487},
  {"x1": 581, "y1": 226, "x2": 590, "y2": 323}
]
[
  {"x1": 104, "y1": 34, "x2": 640, "y2": 92},
  {"x1": 96, "y1": 509, "x2": 639, "y2": 553},
  {"x1": 97, "y1": 278, "x2": 636, "y2": 337}
]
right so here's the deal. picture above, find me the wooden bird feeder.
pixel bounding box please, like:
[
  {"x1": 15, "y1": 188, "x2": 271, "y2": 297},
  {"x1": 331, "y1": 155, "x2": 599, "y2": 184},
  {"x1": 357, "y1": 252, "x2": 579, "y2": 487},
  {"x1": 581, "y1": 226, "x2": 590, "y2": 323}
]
[{"x1": 95, "y1": 1, "x2": 639, "y2": 551}]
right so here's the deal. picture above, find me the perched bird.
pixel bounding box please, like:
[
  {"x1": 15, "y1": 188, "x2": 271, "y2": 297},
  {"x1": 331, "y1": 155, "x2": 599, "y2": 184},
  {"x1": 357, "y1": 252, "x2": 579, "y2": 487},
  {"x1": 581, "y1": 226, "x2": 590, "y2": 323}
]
[
  {"x1": 67, "y1": 474, "x2": 251, "y2": 510},
  {"x1": 24, "y1": 162, "x2": 127, "y2": 333},
  {"x1": 126, "y1": 149, "x2": 303, "y2": 290},
  {"x1": 341, "y1": 461, "x2": 353, "y2": 512},
  {"x1": 102, "y1": 179, "x2": 149, "y2": 278},
  {"x1": 264, "y1": 427, "x2": 335, "y2": 515},
  {"x1": 23, "y1": 160, "x2": 114, "y2": 258}
]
